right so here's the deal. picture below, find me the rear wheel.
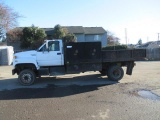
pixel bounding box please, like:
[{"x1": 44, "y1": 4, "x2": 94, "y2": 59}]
[
  {"x1": 18, "y1": 69, "x2": 36, "y2": 86},
  {"x1": 108, "y1": 65, "x2": 124, "y2": 81}
]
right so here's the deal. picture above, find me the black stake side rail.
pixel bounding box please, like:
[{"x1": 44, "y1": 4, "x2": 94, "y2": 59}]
[{"x1": 102, "y1": 49, "x2": 146, "y2": 62}]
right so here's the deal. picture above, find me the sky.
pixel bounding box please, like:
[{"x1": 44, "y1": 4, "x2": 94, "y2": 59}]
[{"x1": 1, "y1": 0, "x2": 160, "y2": 44}]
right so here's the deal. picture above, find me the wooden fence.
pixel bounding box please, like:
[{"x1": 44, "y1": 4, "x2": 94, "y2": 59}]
[{"x1": 146, "y1": 48, "x2": 160, "y2": 60}]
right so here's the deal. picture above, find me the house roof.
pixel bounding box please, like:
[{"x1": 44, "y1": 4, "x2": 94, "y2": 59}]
[
  {"x1": 43, "y1": 26, "x2": 106, "y2": 35},
  {"x1": 43, "y1": 28, "x2": 54, "y2": 35},
  {"x1": 63, "y1": 26, "x2": 84, "y2": 34},
  {"x1": 84, "y1": 27, "x2": 106, "y2": 34},
  {"x1": 137, "y1": 41, "x2": 160, "y2": 48}
]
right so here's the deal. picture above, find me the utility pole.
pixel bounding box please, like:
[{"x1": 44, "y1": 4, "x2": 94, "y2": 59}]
[
  {"x1": 125, "y1": 28, "x2": 128, "y2": 45},
  {"x1": 158, "y1": 33, "x2": 160, "y2": 41}
]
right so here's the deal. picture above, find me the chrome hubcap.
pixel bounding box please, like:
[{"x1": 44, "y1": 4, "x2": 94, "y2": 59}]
[{"x1": 22, "y1": 73, "x2": 32, "y2": 83}]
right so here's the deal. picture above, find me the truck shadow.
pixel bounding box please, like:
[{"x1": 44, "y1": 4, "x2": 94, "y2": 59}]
[{"x1": 0, "y1": 74, "x2": 118, "y2": 100}]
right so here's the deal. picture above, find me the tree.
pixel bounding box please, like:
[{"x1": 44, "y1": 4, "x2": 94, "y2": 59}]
[
  {"x1": 0, "y1": 3, "x2": 20, "y2": 41},
  {"x1": 52, "y1": 24, "x2": 65, "y2": 39},
  {"x1": 63, "y1": 33, "x2": 77, "y2": 43},
  {"x1": 138, "y1": 39, "x2": 142, "y2": 45},
  {"x1": 6, "y1": 28, "x2": 23, "y2": 42},
  {"x1": 20, "y1": 27, "x2": 46, "y2": 49},
  {"x1": 107, "y1": 31, "x2": 120, "y2": 46},
  {"x1": 52, "y1": 24, "x2": 77, "y2": 43}
]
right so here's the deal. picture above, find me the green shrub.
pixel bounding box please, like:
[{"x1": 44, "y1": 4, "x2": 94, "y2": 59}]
[{"x1": 102, "y1": 45, "x2": 127, "y2": 50}]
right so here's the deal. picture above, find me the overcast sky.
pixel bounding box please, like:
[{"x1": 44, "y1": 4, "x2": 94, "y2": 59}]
[{"x1": 1, "y1": 0, "x2": 160, "y2": 44}]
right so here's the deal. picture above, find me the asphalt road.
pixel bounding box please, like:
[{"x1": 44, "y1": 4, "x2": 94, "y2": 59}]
[{"x1": 0, "y1": 62, "x2": 160, "y2": 120}]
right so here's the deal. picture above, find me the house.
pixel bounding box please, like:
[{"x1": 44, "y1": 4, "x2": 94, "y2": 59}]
[
  {"x1": 44, "y1": 26, "x2": 107, "y2": 47},
  {"x1": 136, "y1": 41, "x2": 160, "y2": 60},
  {"x1": 136, "y1": 41, "x2": 160, "y2": 49},
  {"x1": 147, "y1": 41, "x2": 160, "y2": 49},
  {"x1": 7, "y1": 26, "x2": 107, "y2": 51}
]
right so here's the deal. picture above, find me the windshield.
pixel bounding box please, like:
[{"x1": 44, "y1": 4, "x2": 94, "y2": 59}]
[{"x1": 37, "y1": 43, "x2": 47, "y2": 51}]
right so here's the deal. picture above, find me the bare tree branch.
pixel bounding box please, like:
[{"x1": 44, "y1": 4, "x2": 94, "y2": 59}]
[
  {"x1": 107, "y1": 30, "x2": 120, "y2": 46},
  {"x1": 0, "y1": 3, "x2": 20, "y2": 32}
]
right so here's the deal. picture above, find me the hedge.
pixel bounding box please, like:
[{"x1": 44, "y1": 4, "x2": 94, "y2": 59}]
[{"x1": 102, "y1": 45, "x2": 128, "y2": 50}]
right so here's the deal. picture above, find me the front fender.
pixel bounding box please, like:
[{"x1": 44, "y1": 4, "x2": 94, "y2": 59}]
[{"x1": 13, "y1": 58, "x2": 40, "y2": 70}]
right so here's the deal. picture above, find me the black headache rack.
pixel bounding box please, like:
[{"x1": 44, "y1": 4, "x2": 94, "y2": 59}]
[{"x1": 64, "y1": 42, "x2": 102, "y2": 73}]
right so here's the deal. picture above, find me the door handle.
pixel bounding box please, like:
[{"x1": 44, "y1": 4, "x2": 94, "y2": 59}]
[{"x1": 57, "y1": 53, "x2": 61, "y2": 55}]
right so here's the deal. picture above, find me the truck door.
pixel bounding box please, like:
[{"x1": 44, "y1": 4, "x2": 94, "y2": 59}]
[{"x1": 36, "y1": 41, "x2": 64, "y2": 66}]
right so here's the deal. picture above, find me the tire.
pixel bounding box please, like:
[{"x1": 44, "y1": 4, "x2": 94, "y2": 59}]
[
  {"x1": 108, "y1": 65, "x2": 124, "y2": 81},
  {"x1": 18, "y1": 69, "x2": 36, "y2": 86}
]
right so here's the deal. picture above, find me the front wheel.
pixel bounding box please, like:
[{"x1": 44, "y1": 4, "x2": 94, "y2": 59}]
[
  {"x1": 18, "y1": 69, "x2": 36, "y2": 86},
  {"x1": 108, "y1": 65, "x2": 124, "y2": 81}
]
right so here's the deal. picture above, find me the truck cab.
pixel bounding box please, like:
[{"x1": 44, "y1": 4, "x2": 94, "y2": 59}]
[
  {"x1": 37, "y1": 40, "x2": 64, "y2": 66},
  {"x1": 13, "y1": 40, "x2": 64, "y2": 70}
]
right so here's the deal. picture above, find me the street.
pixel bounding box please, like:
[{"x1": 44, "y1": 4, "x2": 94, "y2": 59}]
[{"x1": 0, "y1": 62, "x2": 160, "y2": 120}]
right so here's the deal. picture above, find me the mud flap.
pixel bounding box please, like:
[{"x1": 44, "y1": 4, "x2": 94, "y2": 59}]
[{"x1": 126, "y1": 61, "x2": 135, "y2": 75}]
